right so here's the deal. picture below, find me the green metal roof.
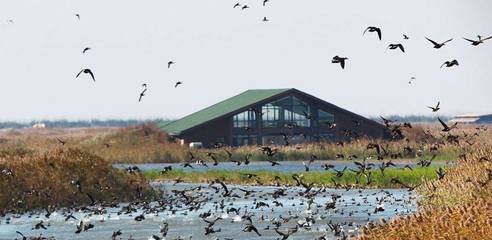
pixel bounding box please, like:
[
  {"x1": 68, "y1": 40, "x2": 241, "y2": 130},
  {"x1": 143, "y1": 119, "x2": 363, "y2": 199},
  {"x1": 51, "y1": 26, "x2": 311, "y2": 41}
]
[{"x1": 158, "y1": 89, "x2": 291, "y2": 135}]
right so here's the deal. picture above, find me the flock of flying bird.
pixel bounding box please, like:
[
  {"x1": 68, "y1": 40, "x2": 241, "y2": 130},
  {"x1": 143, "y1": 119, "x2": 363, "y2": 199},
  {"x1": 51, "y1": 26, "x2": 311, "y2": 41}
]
[
  {"x1": 2, "y1": 3, "x2": 492, "y2": 240},
  {"x1": 331, "y1": 26, "x2": 491, "y2": 69}
]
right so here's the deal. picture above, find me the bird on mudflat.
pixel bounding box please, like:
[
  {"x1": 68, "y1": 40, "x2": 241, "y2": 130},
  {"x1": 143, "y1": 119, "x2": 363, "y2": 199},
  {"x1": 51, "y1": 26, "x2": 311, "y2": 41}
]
[
  {"x1": 425, "y1": 37, "x2": 453, "y2": 49},
  {"x1": 76, "y1": 69, "x2": 95, "y2": 82},
  {"x1": 463, "y1": 35, "x2": 492, "y2": 46},
  {"x1": 440, "y1": 60, "x2": 459, "y2": 68},
  {"x1": 363, "y1": 26, "x2": 382, "y2": 40},
  {"x1": 387, "y1": 43, "x2": 405, "y2": 52},
  {"x1": 331, "y1": 56, "x2": 348, "y2": 69}
]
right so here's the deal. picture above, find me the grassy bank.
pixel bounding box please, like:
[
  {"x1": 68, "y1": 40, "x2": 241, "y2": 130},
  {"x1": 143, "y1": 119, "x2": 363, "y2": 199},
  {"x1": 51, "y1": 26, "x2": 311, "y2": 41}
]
[
  {"x1": 144, "y1": 167, "x2": 439, "y2": 188},
  {"x1": 0, "y1": 148, "x2": 156, "y2": 214},
  {"x1": 1, "y1": 123, "x2": 484, "y2": 164},
  {"x1": 358, "y1": 146, "x2": 492, "y2": 239}
]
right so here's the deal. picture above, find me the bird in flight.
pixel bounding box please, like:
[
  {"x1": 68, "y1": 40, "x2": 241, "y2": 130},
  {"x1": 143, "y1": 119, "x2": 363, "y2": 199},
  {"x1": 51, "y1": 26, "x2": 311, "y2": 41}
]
[
  {"x1": 440, "y1": 60, "x2": 459, "y2": 68},
  {"x1": 76, "y1": 69, "x2": 95, "y2": 82},
  {"x1": 363, "y1": 26, "x2": 382, "y2": 40},
  {"x1": 168, "y1": 61, "x2": 175, "y2": 69},
  {"x1": 403, "y1": 34, "x2": 409, "y2": 40},
  {"x1": 139, "y1": 83, "x2": 148, "y2": 102},
  {"x1": 427, "y1": 101, "x2": 440, "y2": 112},
  {"x1": 175, "y1": 81, "x2": 183, "y2": 88},
  {"x1": 263, "y1": 0, "x2": 269, "y2": 6},
  {"x1": 332, "y1": 56, "x2": 348, "y2": 69},
  {"x1": 242, "y1": 5, "x2": 249, "y2": 10},
  {"x1": 75, "y1": 14, "x2": 80, "y2": 20},
  {"x1": 408, "y1": 77, "x2": 415, "y2": 84},
  {"x1": 463, "y1": 35, "x2": 492, "y2": 46},
  {"x1": 262, "y1": 17, "x2": 269, "y2": 22},
  {"x1": 82, "y1": 47, "x2": 91, "y2": 54},
  {"x1": 425, "y1": 37, "x2": 453, "y2": 49},
  {"x1": 438, "y1": 117, "x2": 457, "y2": 132},
  {"x1": 387, "y1": 43, "x2": 405, "y2": 52},
  {"x1": 233, "y1": 3, "x2": 241, "y2": 8}
]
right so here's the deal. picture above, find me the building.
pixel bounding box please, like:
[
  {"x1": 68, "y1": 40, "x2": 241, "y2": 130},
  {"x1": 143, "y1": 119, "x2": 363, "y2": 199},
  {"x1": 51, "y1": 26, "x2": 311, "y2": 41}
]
[
  {"x1": 159, "y1": 88, "x2": 390, "y2": 147},
  {"x1": 449, "y1": 113, "x2": 492, "y2": 124}
]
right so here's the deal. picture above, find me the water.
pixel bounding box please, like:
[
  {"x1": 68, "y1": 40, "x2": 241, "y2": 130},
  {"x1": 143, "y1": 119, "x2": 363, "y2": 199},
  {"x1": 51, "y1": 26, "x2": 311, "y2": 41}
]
[
  {"x1": 0, "y1": 182, "x2": 417, "y2": 240},
  {"x1": 114, "y1": 160, "x2": 447, "y2": 173}
]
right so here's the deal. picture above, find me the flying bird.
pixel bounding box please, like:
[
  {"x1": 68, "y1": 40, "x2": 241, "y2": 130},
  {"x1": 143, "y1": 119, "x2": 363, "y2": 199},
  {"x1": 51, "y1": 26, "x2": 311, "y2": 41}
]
[
  {"x1": 425, "y1": 37, "x2": 453, "y2": 49},
  {"x1": 242, "y1": 5, "x2": 249, "y2": 10},
  {"x1": 174, "y1": 81, "x2": 183, "y2": 88},
  {"x1": 427, "y1": 101, "x2": 440, "y2": 112},
  {"x1": 331, "y1": 56, "x2": 348, "y2": 69},
  {"x1": 82, "y1": 47, "x2": 91, "y2": 53},
  {"x1": 262, "y1": 17, "x2": 269, "y2": 22},
  {"x1": 403, "y1": 34, "x2": 409, "y2": 40},
  {"x1": 139, "y1": 83, "x2": 148, "y2": 102},
  {"x1": 263, "y1": 0, "x2": 269, "y2": 6},
  {"x1": 75, "y1": 14, "x2": 80, "y2": 20},
  {"x1": 76, "y1": 69, "x2": 95, "y2": 82},
  {"x1": 440, "y1": 60, "x2": 459, "y2": 68},
  {"x1": 233, "y1": 3, "x2": 241, "y2": 8},
  {"x1": 363, "y1": 26, "x2": 382, "y2": 40},
  {"x1": 387, "y1": 43, "x2": 405, "y2": 52},
  {"x1": 438, "y1": 117, "x2": 457, "y2": 132},
  {"x1": 168, "y1": 61, "x2": 175, "y2": 69},
  {"x1": 463, "y1": 35, "x2": 492, "y2": 46}
]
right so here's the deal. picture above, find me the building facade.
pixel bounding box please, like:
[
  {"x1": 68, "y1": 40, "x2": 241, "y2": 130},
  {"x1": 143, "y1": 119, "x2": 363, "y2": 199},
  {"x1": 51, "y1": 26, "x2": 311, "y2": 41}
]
[{"x1": 159, "y1": 88, "x2": 390, "y2": 147}]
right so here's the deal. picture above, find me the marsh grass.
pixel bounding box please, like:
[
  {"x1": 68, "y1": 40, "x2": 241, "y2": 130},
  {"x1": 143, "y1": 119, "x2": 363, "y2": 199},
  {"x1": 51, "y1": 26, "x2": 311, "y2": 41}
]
[
  {"x1": 144, "y1": 167, "x2": 438, "y2": 188},
  {"x1": 0, "y1": 148, "x2": 155, "y2": 214},
  {"x1": 358, "y1": 145, "x2": 492, "y2": 239}
]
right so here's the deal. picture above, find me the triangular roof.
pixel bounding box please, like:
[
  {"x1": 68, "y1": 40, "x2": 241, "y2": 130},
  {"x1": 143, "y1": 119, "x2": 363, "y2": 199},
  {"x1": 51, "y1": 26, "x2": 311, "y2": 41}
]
[{"x1": 158, "y1": 89, "x2": 290, "y2": 135}]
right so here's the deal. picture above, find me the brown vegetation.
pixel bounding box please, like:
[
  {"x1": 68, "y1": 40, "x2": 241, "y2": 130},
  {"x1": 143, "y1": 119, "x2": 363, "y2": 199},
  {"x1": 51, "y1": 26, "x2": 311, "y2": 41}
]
[
  {"x1": 0, "y1": 148, "x2": 155, "y2": 214},
  {"x1": 358, "y1": 145, "x2": 492, "y2": 239}
]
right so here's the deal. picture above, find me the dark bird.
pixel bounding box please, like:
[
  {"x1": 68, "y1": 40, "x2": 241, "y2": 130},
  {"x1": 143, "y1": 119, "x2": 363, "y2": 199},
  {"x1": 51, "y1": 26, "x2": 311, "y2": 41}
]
[
  {"x1": 425, "y1": 37, "x2": 453, "y2": 49},
  {"x1": 440, "y1": 60, "x2": 459, "y2": 68},
  {"x1": 243, "y1": 223, "x2": 262, "y2": 236},
  {"x1": 436, "y1": 167, "x2": 446, "y2": 180},
  {"x1": 463, "y1": 35, "x2": 492, "y2": 46},
  {"x1": 56, "y1": 137, "x2": 67, "y2": 145},
  {"x1": 263, "y1": 0, "x2": 269, "y2": 6},
  {"x1": 403, "y1": 34, "x2": 409, "y2": 39},
  {"x1": 363, "y1": 26, "x2": 382, "y2": 40},
  {"x1": 233, "y1": 3, "x2": 241, "y2": 8},
  {"x1": 427, "y1": 101, "x2": 440, "y2": 112},
  {"x1": 438, "y1": 117, "x2": 457, "y2": 132},
  {"x1": 168, "y1": 61, "x2": 175, "y2": 68},
  {"x1": 263, "y1": 17, "x2": 269, "y2": 22},
  {"x1": 75, "y1": 14, "x2": 80, "y2": 20},
  {"x1": 174, "y1": 81, "x2": 183, "y2": 88},
  {"x1": 139, "y1": 84, "x2": 148, "y2": 102},
  {"x1": 82, "y1": 47, "x2": 91, "y2": 53},
  {"x1": 76, "y1": 69, "x2": 95, "y2": 82},
  {"x1": 275, "y1": 225, "x2": 298, "y2": 240},
  {"x1": 387, "y1": 43, "x2": 405, "y2": 52},
  {"x1": 332, "y1": 56, "x2": 348, "y2": 69},
  {"x1": 242, "y1": 5, "x2": 249, "y2": 10}
]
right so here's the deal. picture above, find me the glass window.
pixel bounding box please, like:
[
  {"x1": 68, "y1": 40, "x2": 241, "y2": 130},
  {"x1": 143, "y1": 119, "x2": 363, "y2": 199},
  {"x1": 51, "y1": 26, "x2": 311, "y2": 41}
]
[
  {"x1": 261, "y1": 96, "x2": 311, "y2": 128},
  {"x1": 233, "y1": 110, "x2": 256, "y2": 128},
  {"x1": 317, "y1": 109, "x2": 335, "y2": 127}
]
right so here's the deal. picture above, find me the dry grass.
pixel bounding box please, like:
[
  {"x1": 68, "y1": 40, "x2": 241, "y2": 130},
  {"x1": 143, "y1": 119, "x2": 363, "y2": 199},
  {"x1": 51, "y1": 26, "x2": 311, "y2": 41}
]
[
  {"x1": 0, "y1": 148, "x2": 155, "y2": 214},
  {"x1": 1, "y1": 123, "x2": 489, "y2": 164},
  {"x1": 358, "y1": 145, "x2": 492, "y2": 240}
]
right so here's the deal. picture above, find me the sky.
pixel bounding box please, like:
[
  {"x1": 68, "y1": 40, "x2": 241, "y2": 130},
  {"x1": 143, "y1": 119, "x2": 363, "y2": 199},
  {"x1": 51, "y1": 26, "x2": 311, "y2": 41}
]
[{"x1": 0, "y1": 0, "x2": 491, "y2": 121}]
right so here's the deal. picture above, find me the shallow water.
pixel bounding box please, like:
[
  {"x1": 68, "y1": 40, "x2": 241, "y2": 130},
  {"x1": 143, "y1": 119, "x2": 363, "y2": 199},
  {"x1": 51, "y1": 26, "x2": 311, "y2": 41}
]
[
  {"x1": 0, "y1": 183, "x2": 417, "y2": 240},
  {"x1": 114, "y1": 160, "x2": 447, "y2": 173}
]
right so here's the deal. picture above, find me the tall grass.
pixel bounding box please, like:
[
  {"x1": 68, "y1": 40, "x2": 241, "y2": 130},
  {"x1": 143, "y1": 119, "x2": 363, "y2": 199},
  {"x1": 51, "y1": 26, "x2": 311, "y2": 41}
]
[
  {"x1": 358, "y1": 145, "x2": 492, "y2": 239},
  {"x1": 0, "y1": 148, "x2": 155, "y2": 214}
]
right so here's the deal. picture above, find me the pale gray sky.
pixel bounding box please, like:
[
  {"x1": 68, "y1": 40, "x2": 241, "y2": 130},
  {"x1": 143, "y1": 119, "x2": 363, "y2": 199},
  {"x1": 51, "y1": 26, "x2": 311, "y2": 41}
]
[{"x1": 0, "y1": 0, "x2": 491, "y2": 121}]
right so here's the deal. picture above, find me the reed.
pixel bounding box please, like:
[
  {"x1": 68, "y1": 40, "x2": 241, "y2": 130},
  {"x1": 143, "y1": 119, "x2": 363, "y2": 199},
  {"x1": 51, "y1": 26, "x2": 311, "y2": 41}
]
[{"x1": 0, "y1": 148, "x2": 156, "y2": 214}]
